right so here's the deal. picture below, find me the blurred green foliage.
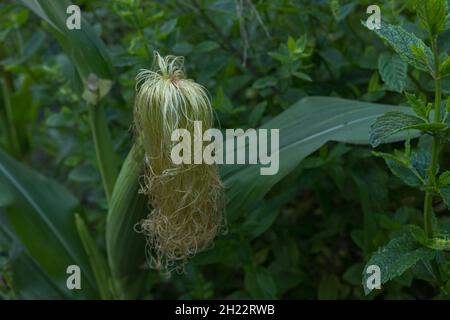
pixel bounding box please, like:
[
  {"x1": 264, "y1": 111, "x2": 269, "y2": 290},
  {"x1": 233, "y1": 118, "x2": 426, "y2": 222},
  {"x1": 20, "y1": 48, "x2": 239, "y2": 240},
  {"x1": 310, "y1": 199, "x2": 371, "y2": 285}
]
[{"x1": 1, "y1": 0, "x2": 450, "y2": 300}]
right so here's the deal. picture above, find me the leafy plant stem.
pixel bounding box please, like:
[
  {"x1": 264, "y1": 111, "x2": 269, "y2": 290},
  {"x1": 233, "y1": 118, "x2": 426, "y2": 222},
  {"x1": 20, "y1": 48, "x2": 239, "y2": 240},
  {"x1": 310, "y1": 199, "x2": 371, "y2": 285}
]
[{"x1": 423, "y1": 36, "x2": 442, "y2": 284}]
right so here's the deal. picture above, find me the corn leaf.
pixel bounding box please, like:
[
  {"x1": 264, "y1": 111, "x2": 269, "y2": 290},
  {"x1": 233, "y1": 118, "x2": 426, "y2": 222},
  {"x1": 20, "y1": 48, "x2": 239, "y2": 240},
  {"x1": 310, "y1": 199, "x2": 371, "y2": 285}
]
[
  {"x1": 0, "y1": 212, "x2": 70, "y2": 299},
  {"x1": 221, "y1": 97, "x2": 417, "y2": 218},
  {"x1": 0, "y1": 148, "x2": 97, "y2": 298}
]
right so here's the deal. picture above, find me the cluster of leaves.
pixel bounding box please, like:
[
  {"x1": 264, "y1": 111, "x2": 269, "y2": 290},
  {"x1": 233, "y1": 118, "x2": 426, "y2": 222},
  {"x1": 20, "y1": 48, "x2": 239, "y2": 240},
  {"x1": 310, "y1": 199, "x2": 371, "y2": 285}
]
[
  {"x1": 366, "y1": 0, "x2": 450, "y2": 296},
  {"x1": 1, "y1": 0, "x2": 450, "y2": 300}
]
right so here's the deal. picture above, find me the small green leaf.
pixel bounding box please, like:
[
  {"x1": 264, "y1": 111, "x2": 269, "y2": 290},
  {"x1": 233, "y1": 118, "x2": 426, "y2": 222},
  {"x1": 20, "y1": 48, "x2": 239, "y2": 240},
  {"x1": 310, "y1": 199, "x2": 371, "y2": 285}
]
[
  {"x1": 253, "y1": 77, "x2": 277, "y2": 89},
  {"x1": 440, "y1": 56, "x2": 450, "y2": 78},
  {"x1": 378, "y1": 53, "x2": 407, "y2": 93},
  {"x1": 438, "y1": 171, "x2": 450, "y2": 186},
  {"x1": 362, "y1": 233, "x2": 435, "y2": 295},
  {"x1": 407, "y1": 225, "x2": 428, "y2": 245},
  {"x1": 368, "y1": 71, "x2": 381, "y2": 93},
  {"x1": 195, "y1": 41, "x2": 220, "y2": 53},
  {"x1": 416, "y1": 0, "x2": 447, "y2": 35},
  {"x1": 446, "y1": 96, "x2": 450, "y2": 113},
  {"x1": 244, "y1": 265, "x2": 277, "y2": 299},
  {"x1": 292, "y1": 71, "x2": 313, "y2": 82},
  {"x1": 287, "y1": 36, "x2": 297, "y2": 53},
  {"x1": 373, "y1": 147, "x2": 430, "y2": 187},
  {"x1": 405, "y1": 92, "x2": 431, "y2": 119},
  {"x1": 439, "y1": 187, "x2": 450, "y2": 209},
  {"x1": 369, "y1": 112, "x2": 425, "y2": 147},
  {"x1": 368, "y1": 23, "x2": 434, "y2": 74}
]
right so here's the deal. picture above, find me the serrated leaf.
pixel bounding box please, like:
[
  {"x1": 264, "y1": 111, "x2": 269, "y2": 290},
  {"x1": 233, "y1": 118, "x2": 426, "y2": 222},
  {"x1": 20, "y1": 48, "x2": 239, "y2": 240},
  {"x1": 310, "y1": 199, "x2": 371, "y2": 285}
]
[
  {"x1": 416, "y1": 0, "x2": 447, "y2": 35},
  {"x1": 378, "y1": 156, "x2": 420, "y2": 186},
  {"x1": 373, "y1": 147, "x2": 431, "y2": 187},
  {"x1": 362, "y1": 233, "x2": 435, "y2": 295},
  {"x1": 369, "y1": 112, "x2": 425, "y2": 147},
  {"x1": 441, "y1": 56, "x2": 450, "y2": 77},
  {"x1": 405, "y1": 92, "x2": 431, "y2": 119},
  {"x1": 378, "y1": 53, "x2": 407, "y2": 93},
  {"x1": 368, "y1": 23, "x2": 434, "y2": 73}
]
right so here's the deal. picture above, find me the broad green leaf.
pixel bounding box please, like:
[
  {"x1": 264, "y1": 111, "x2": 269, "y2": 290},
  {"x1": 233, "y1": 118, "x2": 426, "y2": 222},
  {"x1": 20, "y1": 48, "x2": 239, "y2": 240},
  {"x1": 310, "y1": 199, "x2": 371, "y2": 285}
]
[
  {"x1": 378, "y1": 53, "x2": 407, "y2": 93},
  {"x1": 221, "y1": 97, "x2": 417, "y2": 217},
  {"x1": 106, "y1": 146, "x2": 148, "y2": 299},
  {"x1": 362, "y1": 233, "x2": 435, "y2": 295},
  {"x1": 416, "y1": 0, "x2": 447, "y2": 35},
  {"x1": 369, "y1": 112, "x2": 425, "y2": 147},
  {"x1": 0, "y1": 148, "x2": 97, "y2": 298},
  {"x1": 369, "y1": 23, "x2": 434, "y2": 73},
  {"x1": 20, "y1": 0, "x2": 113, "y2": 93}
]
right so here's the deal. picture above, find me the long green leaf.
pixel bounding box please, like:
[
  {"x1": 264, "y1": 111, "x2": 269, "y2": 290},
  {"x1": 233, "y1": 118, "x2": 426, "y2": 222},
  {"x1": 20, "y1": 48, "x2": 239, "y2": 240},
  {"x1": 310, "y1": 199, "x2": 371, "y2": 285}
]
[
  {"x1": 0, "y1": 212, "x2": 70, "y2": 299},
  {"x1": 0, "y1": 148, "x2": 97, "y2": 298},
  {"x1": 221, "y1": 97, "x2": 416, "y2": 218},
  {"x1": 75, "y1": 214, "x2": 115, "y2": 300}
]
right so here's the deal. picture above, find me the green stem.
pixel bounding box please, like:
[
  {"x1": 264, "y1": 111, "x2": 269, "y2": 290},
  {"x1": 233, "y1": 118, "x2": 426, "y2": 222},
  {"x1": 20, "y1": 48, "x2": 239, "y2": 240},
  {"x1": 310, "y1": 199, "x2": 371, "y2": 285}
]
[
  {"x1": 423, "y1": 36, "x2": 442, "y2": 284},
  {"x1": 88, "y1": 101, "x2": 119, "y2": 206},
  {"x1": 0, "y1": 73, "x2": 21, "y2": 158}
]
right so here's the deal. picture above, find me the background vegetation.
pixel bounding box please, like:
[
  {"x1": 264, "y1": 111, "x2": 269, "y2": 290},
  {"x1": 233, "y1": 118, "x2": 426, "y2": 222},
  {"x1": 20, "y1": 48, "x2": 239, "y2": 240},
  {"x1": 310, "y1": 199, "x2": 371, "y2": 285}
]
[{"x1": 1, "y1": 0, "x2": 449, "y2": 299}]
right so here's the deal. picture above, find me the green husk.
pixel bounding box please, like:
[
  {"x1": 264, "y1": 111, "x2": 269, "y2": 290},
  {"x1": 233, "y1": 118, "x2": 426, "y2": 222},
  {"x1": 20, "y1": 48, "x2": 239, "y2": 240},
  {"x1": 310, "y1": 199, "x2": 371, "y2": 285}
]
[{"x1": 106, "y1": 145, "x2": 148, "y2": 298}]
